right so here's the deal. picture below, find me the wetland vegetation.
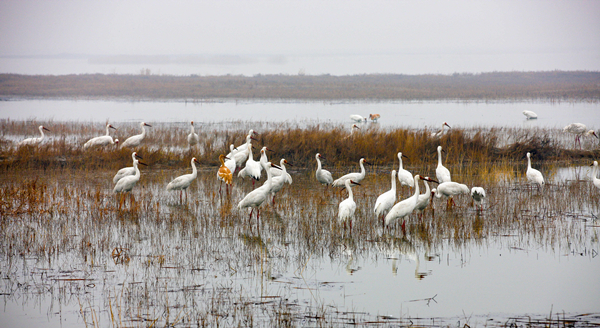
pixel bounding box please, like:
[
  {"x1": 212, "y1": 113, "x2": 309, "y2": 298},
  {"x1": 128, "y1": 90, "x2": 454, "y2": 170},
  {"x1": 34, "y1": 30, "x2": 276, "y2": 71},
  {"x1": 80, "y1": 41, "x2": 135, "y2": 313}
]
[{"x1": 1, "y1": 120, "x2": 599, "y2": 326}]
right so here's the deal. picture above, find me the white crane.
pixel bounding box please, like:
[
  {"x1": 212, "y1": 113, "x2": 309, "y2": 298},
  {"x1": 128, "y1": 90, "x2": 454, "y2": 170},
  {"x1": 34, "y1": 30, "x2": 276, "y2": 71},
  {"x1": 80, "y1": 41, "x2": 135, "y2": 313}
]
[
  {"x1": 349, "y1": 124, "x2": 360, "y2": 136},
  {"x1": 350, "y1": 114, "x2": 367, "y2": 123},
  {"x1": 592, "y1": 161, "x2": 600, "y2": 190},
  {"x1": 332, "y1": 158, "x2": 370, "y2": 188},
  {"x1": 431, "y1": 122, "x2": 451, "y2": 138},
  {"x1": 414, "y1": 177, "x2": 438, "y2": 218},
  {"x1": 238, "y1": 161, "x2": 280, "y2": 223},
  {"x1": 237, "y1": 143, "x2": 261, "y2": 186},
  {"x1": 113, "y1": 153, "x2": 147, "y2": 209},
  {"x1": 224, "y1": 144, "x2": 238, "y2": 174},
  {"x1": 18, "y1": 125, "x2": 50, "y2": 146},
  {"x1": 268, "y1": 159, "x2": 292, "y2": 204},
  {"x1": 270, "y1": 158, "x2": 292, "y2": 184},
  {"x1": 233, "y1": 134, "x2": 257, "y2": 169},
  {"x1": 121, "y1": 122, "x2": 152, "y2": 148},
  {"x1": 374, "y1": 170, "x2": 397, "y2": 227},
  {"x1": 397, "y1": 152, "x2": 414, "y2": 188},
  {"x1": 113, "y1": 152, "x2": 144, "y2": 183},
  {"x1": 315, "y1": 153, "x2": 333, "y2": 187},
  {"x1": 83, "y1": 124, "x2": 117, "y2": 149},
  {"x1": 432, "y1": 181, "x2": 470, "y2": 208},
  {"x1": 187, "y1": 121, "x2": 199, "y2": 148},
  {"x1": 522, "y1": 110, "x2": 538, "y2": 119},
  {"x1": 385, "y1": 175, "x2": 423, "y2": 233},
  {"x1": 525, "y1": 152, "x2": 544, "y2": 189},
  {"x1": 471, "y1": 187, "x2": 486, "y2": 211},
  {"x1": 338, "y1": 179, "x2": 361, "y2": 231},
  {"x1": 166, "y1": 157, "x2": 200, "y2": 203},
  {"x1": 563, "y1": 123, "x2": 598, "y2": 148},
  {"x1": 436, "y1": 146, "x2": 451, "y2": 183}
]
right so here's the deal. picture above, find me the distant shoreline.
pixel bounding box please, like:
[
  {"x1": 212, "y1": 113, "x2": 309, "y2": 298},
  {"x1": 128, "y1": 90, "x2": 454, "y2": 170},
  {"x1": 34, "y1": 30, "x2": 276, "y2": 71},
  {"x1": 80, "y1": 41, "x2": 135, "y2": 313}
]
[{"x1": 1, "y1": 71, "x2": 599, "y2": 102}]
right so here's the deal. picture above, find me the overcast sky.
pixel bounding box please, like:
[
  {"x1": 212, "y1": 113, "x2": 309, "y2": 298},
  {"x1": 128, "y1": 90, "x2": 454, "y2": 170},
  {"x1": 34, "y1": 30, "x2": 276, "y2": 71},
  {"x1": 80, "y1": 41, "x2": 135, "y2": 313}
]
[{"x1": 0, "y1": 1, "x2": 599, "y2": 74}]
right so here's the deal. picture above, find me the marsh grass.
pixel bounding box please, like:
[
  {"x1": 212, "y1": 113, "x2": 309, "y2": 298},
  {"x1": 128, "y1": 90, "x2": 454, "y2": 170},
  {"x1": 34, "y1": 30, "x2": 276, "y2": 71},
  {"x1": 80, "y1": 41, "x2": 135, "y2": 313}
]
[{"x1": 1, "y1": 120, "x2": 599, "y2": 326}]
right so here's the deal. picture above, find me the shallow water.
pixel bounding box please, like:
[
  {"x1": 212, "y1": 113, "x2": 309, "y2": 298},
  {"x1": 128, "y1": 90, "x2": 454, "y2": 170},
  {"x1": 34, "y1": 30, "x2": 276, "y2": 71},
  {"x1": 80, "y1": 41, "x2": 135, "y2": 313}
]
[
  {"x1": 1, "y1": 160, "x2": 599, "y2": 327},
  {"x1": 0, "y1": 99, "x2": 598, "y2": 131}
]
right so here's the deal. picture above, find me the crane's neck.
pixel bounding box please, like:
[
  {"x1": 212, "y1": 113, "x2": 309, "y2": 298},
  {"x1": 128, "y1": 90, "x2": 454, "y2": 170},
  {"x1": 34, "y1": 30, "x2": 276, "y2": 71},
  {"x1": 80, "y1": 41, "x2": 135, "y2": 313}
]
[
  {"x1": 412, "y1": 176, "x2": 420, "y2": 200},
  {"x1": 359, "y1": 160, "x2": 366, "y2": 177},
  {"x1": 38, "y1": 126, "x2": 45, "y2": 139},
  {"x1": 316, "y1": 157, "x2": 322, "y2": 171},
  {"x1": 437, "y1": 148, "x2": 443, "y2": 166},
  {"x1": 190, "y1": 160, "x2": 198, "y2": 178},
  {"x1": 527, "y1": 156, "x2": 532, "y2": 170},
  {"x1": 346, "y1": 181, "x2": 354, "y2": 201},
  {"x1": 105, "y1": 125, "x2": 111, "y2": 136},
  {"x1": 190, "y1": 124, "x2": 195, "y2": 134},
  {"x1": 391, "y1": 172, "x2": 397, "y2": 192},
  {"x1": 423, "y1": 180, "x2": 430, "y2": 196},
  {"x1": 264, "y1": 164, "x2": 273, "y2": 188},
  {"x1": 398, "y1": 156, "x2": 404, "y2": 170},
  {"x1": 133, "y1": 160, "x2": 140, "y2": 178},
  {"x1": 280, "y1": 160, "x2": 287, "y2": 174},
  {"x1": 140, "y1": 124, "x2": 147, "y2": 138}
]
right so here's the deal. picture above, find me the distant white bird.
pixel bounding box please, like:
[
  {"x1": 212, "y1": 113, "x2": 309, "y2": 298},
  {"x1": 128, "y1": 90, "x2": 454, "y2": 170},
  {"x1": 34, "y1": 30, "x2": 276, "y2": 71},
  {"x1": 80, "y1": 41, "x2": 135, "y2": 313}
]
[
  {"x1": 432, "y1": 181, "x2": 470, "y2": 208},
  {"x1": 414, "y1": 177, "x2": 438, "y2": 218},
  {"x1": 592, "y1": 161, "x2": 600, "y2": 190},
  {"x1": 84, "y1": 124, "x2": 117, "y2": 149},
  {"x1": 350, "y1": 114, "x2": 366, "y2": 123},
  {"x1": 431, "y1": 122, "x2": 451, "y2": 138},
  {"x1": 436, "y1": 146, "x2": 451, "y2": 183},
  {"x1": 270, "y1": 158, "x2": 292, "y2": 184},
  {"x1": 374, "y1": 170, "x2": 397, "y2": 226},
  {"x1": 385, "y1": 175, "x2": 423, "y2": 232},
  {"x1": 238, "y1": 161, "x2": 280, "y2": 222},
  {"x1": 350, "y1": 124, "x2": 360, "y2": 135},
  {"x1": 187, "y1": 121, "x2": 199, "y2": 148},
  {"x1": 338, "y1": 179, "x2": 361, "y2": 231},
  {"x1": 18, "y1": 125, "x2": 50, "y2": 146},
  {"x1": 397, "y1": 152, "x2": 414, "y2": 188},
  {"x1": 268, "y1": 159, "x2": 292, "y2": 204},
  {"x1": 113, "y1": 152, "x2": 144, "y2": 184},
  {"x1": 167, "y1": 157, "x2": 200, "y2": 203},
  {"x1": 525, "y1": 152, "x2": 544, "y2": 189},
  {"x1": 522, "y1": 110, "x2": 538, "y2": 119},
  {"x1": 121, "y1": 122, "x2": 152, "y2": 148},
  {"x1": 113, "y1": 154, "x2": 146, "y2": 194},
  {"x1": 369, "y1": 114, "x2": 381, "y2": 122},
  {"x1": 224, "y1": 144, "x2": 238, "y2": 174},
  {"x1": 333, "y1": 158, "x2": 369, "y2": 188},
  {"x1": 471, "y1": 187, "x2": 486, "y2": 211},
  {"x1": 563, "y1": 123, "x2": 598, "y2": 148},
  {"x1": 315, "y1": 153, "x2": 333, "y2": 187}
]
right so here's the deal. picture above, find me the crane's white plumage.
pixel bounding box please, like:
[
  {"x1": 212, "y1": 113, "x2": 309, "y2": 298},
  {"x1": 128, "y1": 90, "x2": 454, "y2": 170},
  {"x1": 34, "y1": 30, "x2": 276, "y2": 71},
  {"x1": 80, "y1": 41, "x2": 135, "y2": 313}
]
[
  {"x1": 113, "y1": 152, "x2": 143, "y2": 183},
  {"x1": 471, "y1": 187, "x2": 486, "y2": 210},
  {"x1": 113, "y1": 156, "x2": 144, "y2": 193},
  {"x1": 592, "y1": 161, "x2": 600, "y2": 190},
  {"x1": 187, "y1": 121, "x2": 199, "y2": 147},
  {"x1": 338, "y1": 179, "x2": 360, "y2": 225},
  {"x1": 350, "y1": 114, "x2": 366, "y2": 123},
  {"x1": 18, "y1": 125, "x2": 50, "y2": 146},
  {"x1": 385, "y1": 175, "x2": 422, "y2": 227},
  {"x1": 436, "y1": 146, "x2": 451, "y2": 183},
  {"x1": 224, "y1": 144, "x2": 238, "y2": 173},
  {"x1": 433, "y1": 181, "x2": 470, "y2": 200},
  {"x1": 397, "y1": 152, "x2": 414, "y2": 188},
  {"x1": 315, "y1": 153, "x2": 333, "y2": 186},
  {"x1": 526, "y1": 152, "x2": 544, "y2": 188},
  {"x1": 522, "y1": 110, "x2": 538, "y2": 119},
  {"x1": 374, "y1": 170, "x2": 397, "y2": 220},
  {"x1": 333, "y1": 158, "x2": 369, "y2": 188},
  {"x1": 233, "y1": 134, "x2": 256, "y2": 168},
  {"x1": 270, "y1": 158, "x2": 292, "y2": 184},
  {"x1": 121, "y1": 122, "x2": 152, "y2": 148},
  {"x1": 431, "y1": 122, "x2": 451, "y2": 138},
  {"x1": 415, "y1": 177, "x2": 437, "y2": 215},
  {"x1": 84, "y1": 124, "x2": 117, "y2": 149},
  {"x1": 238, "y1": 161, "x2": 279, "y2": 218},
  {"x1": 237, "y1": 143, "x2": 261, "y2": 181},
  {"x1": 350, "y1": 124, "x2": 361, "y2": 135},
  {"x1": 563, "y1": 123, "x2": 598, "y2": 148},
  {"x1": 166, "y1": 157, "x2": 200, "y2": 192}
]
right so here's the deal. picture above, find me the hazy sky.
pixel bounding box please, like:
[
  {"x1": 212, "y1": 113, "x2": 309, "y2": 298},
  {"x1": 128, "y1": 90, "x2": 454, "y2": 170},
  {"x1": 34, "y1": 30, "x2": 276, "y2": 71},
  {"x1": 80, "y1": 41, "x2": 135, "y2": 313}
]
[{"x1": 0, "y1": 0, "x2": 599, "y2": 74}]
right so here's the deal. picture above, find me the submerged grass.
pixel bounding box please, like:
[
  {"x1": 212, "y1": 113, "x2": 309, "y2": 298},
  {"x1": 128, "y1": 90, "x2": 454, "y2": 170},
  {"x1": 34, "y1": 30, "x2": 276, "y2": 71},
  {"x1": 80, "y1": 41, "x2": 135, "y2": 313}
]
[{"x1": 1, "y1": 120, "x2": 599, "y2": 326}]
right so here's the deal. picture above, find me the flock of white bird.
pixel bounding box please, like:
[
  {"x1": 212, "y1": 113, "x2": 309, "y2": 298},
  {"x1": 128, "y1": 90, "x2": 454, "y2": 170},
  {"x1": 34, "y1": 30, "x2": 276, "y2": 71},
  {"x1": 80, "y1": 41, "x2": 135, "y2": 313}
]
[{"x1": 16, "y1": 113, "x2": 600, "y2": 233}]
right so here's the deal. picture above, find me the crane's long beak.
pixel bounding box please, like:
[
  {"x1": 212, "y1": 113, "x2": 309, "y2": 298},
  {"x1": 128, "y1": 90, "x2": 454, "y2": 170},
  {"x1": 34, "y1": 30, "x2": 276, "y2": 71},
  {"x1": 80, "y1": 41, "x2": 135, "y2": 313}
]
[
  {"x1": 43, "y1": 127, "x2": 50, "y2": 131},
  {"x1": 402, "y1": 153, "x2": 409, "y2": 159},
  {"x1": 109, "y1": 125, "x2": 117, "y2": 130},
  {"x1": 270, "y1": 163, "x2": 282, "y2": 170},
  {"x1": 250, "y1": 136, "x2": 258, "y2": 141},
  {"x1": 284, "y1": 160, "x2": 293, "y2": 166},
  {"x1": 144, "y1": 123, "x2": 152, "y2": 127},
  {"x1": 138, "y1": 161, "x2": 148, "y2": 166},
  {"x1": 350, "y1": 180, "x2": 361, "y2": 186},
  {"x1": 445, "y1": 123, "x2": 451, "y2": 128},
  {"x1": 135, "y1": 153, "x2": 143, "y2": 160}
]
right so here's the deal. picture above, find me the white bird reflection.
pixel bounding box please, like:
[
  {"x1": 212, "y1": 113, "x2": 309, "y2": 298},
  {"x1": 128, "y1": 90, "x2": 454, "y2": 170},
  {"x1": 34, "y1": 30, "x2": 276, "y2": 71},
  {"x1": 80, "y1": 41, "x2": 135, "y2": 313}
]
[{"x1": 378, "y1": 236, "x2": 434, "y2": 280}]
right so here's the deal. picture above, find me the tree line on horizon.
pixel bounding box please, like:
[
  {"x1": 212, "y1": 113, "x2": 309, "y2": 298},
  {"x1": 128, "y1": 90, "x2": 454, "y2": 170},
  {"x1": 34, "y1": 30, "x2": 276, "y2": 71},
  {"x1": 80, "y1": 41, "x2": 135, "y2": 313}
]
[{"x1": 0, "y1": 71, "x2": 599, "y2": 101}]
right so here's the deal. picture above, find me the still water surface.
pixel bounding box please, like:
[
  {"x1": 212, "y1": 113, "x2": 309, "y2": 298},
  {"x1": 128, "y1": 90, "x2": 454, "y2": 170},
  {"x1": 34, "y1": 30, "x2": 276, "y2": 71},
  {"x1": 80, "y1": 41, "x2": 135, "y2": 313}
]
[{"x1": 1, "y1": 99, "x2": 598, "y2": 130}]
